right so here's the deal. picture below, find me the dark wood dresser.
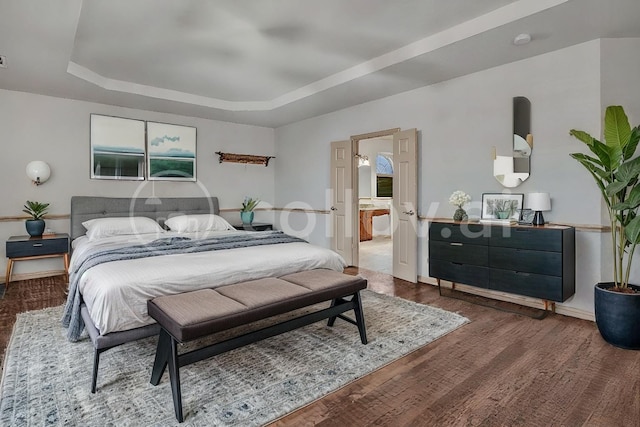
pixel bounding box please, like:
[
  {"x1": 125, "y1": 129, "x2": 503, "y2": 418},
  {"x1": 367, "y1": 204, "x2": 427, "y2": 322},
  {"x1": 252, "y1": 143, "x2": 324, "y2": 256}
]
[{"x1": 428, "y1": 221, "x2": 575, "y2": 305}]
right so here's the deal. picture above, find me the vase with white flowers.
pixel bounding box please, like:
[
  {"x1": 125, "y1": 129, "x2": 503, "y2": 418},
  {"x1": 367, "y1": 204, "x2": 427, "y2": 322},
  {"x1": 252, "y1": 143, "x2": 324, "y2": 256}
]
[
  {"x1": 449, "y1": 191, "x2": 471, "y2": 221},
  {"x1": 240, "y1": 197, "x2": 260, "y2": 224}
]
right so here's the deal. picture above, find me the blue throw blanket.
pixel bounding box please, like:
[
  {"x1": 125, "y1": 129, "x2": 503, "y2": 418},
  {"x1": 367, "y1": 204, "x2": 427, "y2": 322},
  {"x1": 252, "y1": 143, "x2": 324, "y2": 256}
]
[{"x1": 62, "y1": 231, "x2": 306, "y2": 341}]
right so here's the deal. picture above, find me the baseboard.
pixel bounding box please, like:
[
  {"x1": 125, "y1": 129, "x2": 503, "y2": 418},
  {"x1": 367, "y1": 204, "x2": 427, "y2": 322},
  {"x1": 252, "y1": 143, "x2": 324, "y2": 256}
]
[
  {"x1": 417, "y1": 275, "x2": 594, "y2": 322},
  {"x1": 3, "y1": 270, "x2": 66, "y2": 285}
]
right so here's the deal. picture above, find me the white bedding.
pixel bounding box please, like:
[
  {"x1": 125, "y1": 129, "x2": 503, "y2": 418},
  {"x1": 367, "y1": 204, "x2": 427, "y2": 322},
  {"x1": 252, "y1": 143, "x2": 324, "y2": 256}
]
[{"x1": 71, "y1": 230, "x2": 346, "y2": 335}]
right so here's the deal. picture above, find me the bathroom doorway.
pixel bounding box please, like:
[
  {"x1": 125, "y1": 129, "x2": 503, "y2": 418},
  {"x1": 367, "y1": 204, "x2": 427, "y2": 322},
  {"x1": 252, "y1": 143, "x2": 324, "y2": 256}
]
[{"x1": 357, "y1": 135, "x2": 393, "y2": 274}]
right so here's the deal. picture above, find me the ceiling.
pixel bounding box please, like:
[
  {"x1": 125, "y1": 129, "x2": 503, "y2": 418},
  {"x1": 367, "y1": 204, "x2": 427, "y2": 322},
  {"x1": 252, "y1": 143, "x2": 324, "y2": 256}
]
[{"x1": 1, "y1": 0, "x2": 639, "y2": 128}]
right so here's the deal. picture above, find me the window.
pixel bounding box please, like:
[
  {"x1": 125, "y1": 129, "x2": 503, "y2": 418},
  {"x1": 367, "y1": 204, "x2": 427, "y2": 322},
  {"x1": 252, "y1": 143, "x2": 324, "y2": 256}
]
[{"x1": 376, "y1": 153, "x2": 393, "y2": 198}]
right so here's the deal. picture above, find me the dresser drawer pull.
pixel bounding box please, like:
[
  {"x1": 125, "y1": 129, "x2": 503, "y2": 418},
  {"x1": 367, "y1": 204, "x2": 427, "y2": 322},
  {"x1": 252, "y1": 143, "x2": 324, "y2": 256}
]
[
  {"x1": 450, "y1": 262, "x2": 463, "y2": 266},
  {"x1": 32, "y1": 243, "x2": 43, "y2": 247},
  {"x1": 449, "y1": 242, "x2": 463, "y2": 246},
  {"x1": 515, "y1": 271, "x2": 531, "y2": 276}
]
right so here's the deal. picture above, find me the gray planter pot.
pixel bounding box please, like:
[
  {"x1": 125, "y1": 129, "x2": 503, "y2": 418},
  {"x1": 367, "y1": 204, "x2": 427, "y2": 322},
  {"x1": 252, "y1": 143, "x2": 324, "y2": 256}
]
[
  {"x1": 594, "y1": 282, "x2": 640, "y2": 350},
  {"x1": 25, "y1": 219, "x2": 45, "y2": 237}
]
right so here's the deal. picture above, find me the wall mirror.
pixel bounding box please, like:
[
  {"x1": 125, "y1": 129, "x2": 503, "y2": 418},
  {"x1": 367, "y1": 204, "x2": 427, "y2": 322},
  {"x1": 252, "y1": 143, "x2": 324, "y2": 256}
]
[{"x1": 493, "y1": 96, "x2": 532, "y2": 188}]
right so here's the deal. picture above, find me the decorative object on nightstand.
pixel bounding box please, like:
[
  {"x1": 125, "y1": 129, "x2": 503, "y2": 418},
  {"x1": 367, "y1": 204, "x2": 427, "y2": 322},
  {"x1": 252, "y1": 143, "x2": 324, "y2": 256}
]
[
  {"x1": 22, "y1": 200, "x2": 50, "y2": 237},
  {"x1": 449, "y1": 190, "x2": 470, "y2": 221},
  {"x1": 526, "y1": 192, "x2": 551, "y2": 226},
  {"x1": 5, "y1": 233, "x2": 70, "y2": 290},
  {"x1": 26, "y1": 160, "x2": 51, "y2": 185},
  {"x1": 234, "y1": 222, "x2": 273, "y2": 231},
  {"x1": 240, "y1": 196, "x2": 259, "y2": 224}
]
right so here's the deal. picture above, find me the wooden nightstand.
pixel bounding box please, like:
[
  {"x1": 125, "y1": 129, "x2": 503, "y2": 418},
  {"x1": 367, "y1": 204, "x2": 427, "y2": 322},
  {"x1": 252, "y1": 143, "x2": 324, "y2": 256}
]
[
  {"x1": 233, "y1": 223, "x2": 273, "y2": 231},
  {"x1": 5, "y1": 233, "x2": 70, "y2": 288}
]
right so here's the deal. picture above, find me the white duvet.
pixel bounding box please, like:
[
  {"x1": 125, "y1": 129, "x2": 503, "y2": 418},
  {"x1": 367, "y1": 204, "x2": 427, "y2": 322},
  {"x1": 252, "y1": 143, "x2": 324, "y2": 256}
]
[{"x1": 70, "y1": 230, "x2": 346, "y2": 335}]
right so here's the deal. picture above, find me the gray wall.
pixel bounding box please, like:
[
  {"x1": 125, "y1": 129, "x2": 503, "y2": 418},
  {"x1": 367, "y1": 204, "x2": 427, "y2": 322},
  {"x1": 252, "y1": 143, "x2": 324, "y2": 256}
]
[
  {"x1": 1, "y1": 89, "x2": 275, "y2": 277},
  {"x1": 273, "y1": 39, "x2": 623, "y2": 316}
]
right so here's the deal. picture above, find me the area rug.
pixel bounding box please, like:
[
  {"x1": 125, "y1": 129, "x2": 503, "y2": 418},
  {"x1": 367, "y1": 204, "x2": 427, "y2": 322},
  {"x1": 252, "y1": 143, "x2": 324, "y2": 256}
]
[{"x1": 0, "y1": 290, "x2": 468, "y2": 426}]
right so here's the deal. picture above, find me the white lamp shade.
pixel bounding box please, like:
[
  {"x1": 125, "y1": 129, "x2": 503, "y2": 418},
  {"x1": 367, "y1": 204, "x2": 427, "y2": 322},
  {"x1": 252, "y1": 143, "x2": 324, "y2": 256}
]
[
  {"x1": 26, "y1": 161, "x2": 51, "y2": 184},
  {"x1": 527, "y1": 192, "x2": 551, "y2": 211}
]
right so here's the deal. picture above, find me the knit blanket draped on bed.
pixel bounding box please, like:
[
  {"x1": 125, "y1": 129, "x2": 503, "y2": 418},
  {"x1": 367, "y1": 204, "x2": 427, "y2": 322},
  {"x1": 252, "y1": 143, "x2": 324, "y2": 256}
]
[{"x1": 61, "y1": 231, "x2": 306, "y2": 341}]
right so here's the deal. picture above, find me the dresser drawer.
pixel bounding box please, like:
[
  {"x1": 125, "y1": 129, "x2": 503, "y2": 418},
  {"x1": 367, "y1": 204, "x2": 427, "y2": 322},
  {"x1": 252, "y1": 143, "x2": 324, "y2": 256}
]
[
  {"x1": 490, "y1": 227, "x2": 562, "y2": 251},
  {"x1": 6, "y1": 237, "x2": 69, "y2": 258},
  {"x1": 489, "y1": 269, "x2": 563, "y2": 301},
  {"x1": 429, "y1": 222, "x2": 489, "y2": 245},
  {"x1": 429, "y1": 259, "x2": 489, "y2": 288},
  {"x1": 489, "y1": 247, "x2": 562, "y2": 276},
  {"x1": 429, "y1": 241, "x2": 488, "y2": 267}
]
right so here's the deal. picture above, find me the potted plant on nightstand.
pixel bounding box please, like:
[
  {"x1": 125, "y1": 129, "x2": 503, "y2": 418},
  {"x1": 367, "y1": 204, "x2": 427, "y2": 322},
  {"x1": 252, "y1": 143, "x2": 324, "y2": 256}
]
[
  {"x1": 240, "y1": 197, "x2": 260, "y2": 224},
  {"x1": 22, "y1": 200, "x2": 50, "y2": 237},
  {"x1": 570, "y1": 105, "x2": 640, "y2": 349}
]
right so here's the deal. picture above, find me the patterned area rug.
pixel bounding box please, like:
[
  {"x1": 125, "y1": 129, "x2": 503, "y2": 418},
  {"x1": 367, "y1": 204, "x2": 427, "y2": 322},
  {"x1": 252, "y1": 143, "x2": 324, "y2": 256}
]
[{"x1": 0, "y1": 290, "x2": 468, "y2": 426}]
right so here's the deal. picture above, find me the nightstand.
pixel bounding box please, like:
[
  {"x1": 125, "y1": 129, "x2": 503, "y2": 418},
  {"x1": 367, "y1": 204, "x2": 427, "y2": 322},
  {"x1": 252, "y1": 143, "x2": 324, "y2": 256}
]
[
  {"x1": 233, "y1": 222, "x2": 273, "y2": 231},
  {"x1": 5, "y1": 233, "x2": 70, "y2": 288}
]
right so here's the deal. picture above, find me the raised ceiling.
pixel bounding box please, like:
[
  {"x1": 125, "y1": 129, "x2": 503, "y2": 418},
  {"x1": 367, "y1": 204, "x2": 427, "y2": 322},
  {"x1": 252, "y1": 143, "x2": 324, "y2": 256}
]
[{"x1": 1, "y1": 0, "x2": 639, "y2": 127}]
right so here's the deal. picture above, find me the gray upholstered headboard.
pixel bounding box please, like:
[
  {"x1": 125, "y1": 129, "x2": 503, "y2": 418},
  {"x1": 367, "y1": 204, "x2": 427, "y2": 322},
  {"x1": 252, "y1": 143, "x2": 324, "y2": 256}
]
[{"x1": 70, "y1": 196, "x2": 220, "y2": 241}]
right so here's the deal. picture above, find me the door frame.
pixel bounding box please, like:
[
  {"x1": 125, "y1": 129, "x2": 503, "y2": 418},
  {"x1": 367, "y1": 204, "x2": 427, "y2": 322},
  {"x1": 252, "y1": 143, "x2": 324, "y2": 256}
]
[{"x1": 350, "y1": 128, "x2": 400, "y2": 266}]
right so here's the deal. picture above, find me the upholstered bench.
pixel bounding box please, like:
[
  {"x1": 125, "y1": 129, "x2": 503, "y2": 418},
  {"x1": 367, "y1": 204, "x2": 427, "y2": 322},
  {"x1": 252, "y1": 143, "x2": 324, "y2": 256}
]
[{"x1": 147, "y1": 269, "x2": 368, "y2": 423}]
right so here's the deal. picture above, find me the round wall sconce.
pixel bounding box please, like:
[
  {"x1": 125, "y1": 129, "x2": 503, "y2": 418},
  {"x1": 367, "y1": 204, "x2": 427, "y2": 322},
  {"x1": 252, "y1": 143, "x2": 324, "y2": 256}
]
[{"x1": 26, "y1": 161, "x2": 51, "y2": 185}]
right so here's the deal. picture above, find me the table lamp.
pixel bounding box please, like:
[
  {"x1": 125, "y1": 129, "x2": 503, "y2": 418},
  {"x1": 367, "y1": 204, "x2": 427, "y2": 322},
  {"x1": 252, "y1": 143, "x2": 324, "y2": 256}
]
[{"x1": 527, "y1": 192, "x2": 551, "y2": 226}]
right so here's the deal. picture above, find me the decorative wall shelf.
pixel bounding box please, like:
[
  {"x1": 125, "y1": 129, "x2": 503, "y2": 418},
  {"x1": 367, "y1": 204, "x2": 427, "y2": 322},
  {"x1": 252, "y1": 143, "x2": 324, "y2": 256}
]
[{"x1": 215, "y1": 151, "x2": 274, "y2": 167}]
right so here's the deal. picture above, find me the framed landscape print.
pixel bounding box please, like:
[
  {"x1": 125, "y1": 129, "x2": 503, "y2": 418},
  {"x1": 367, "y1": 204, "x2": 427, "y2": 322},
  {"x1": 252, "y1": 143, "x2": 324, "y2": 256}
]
[
  {"x1": 90, "y1": 114, "x2": 146, "y2": 180},
  {"x1": 147, "y1": 121, "x2": 197, "y2": 181},
  {"x1": 481, "y1": 193, "x2": 524, "y2": 220}
]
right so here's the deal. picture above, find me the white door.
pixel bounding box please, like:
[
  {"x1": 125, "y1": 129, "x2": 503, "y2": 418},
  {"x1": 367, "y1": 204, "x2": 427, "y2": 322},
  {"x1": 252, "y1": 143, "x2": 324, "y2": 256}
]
[
  {"x1": 330, "y1": 140, "x2": 354, "y2": 265},
  {"x1": 392, "y1": 129, "x2": 418, "y2": 282}
]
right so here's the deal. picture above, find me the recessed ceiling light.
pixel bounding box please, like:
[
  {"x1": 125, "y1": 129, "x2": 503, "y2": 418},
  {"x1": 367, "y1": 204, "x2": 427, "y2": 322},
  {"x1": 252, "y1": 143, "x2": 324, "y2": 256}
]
[{"x1": 513, "y1": 33, "x2": 531, "y2": 46}]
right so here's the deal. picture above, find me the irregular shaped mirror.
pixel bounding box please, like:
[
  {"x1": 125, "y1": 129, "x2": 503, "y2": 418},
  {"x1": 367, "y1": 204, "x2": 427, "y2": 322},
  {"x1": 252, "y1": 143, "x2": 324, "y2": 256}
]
[{"x1": 494, "y1": 96, "x2": 532, "y2": 187}]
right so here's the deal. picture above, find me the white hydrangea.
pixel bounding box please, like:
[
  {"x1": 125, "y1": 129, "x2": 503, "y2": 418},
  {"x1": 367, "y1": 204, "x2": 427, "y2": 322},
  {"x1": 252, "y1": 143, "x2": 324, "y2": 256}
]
[{"x1": 449, "y1": 190, "x2": 471, "y2": 208}]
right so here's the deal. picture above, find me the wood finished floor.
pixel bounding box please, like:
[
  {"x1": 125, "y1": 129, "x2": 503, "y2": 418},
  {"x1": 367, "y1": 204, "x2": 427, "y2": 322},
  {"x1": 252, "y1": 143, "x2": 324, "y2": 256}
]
[{"x1": 1, "y1": 271, "x2": 639, "y2": 426}]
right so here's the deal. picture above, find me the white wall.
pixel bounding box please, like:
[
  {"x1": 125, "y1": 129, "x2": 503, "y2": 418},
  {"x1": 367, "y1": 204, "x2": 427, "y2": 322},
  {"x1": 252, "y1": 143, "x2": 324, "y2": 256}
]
[
  {"x1": 0, "y1": 89, "x2": 275, "y2": 277},
  {"x1": 274, "y1": 40, "x2": 607, "y2": 315}
]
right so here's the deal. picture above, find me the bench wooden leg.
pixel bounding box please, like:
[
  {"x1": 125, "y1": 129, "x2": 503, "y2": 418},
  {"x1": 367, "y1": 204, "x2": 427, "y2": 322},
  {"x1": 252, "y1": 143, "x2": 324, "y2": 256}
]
[
  {"x1": 150, "y1": 330, "x2": 171, "y2": 386},
  {"x1": 167, "y1": 334, "x2": 184, "y2": 423},
  {"x1": 353, "y1": 291, "x2": 368, "y2": 345},
  {"x1": 327, "y1": 298, "x2": 338, "y2": 326}
]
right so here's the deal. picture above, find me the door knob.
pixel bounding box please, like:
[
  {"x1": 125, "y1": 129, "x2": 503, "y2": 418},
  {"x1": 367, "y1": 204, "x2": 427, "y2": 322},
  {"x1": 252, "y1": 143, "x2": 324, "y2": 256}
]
[
  {"x1": 330, "y1": 206, "x2": 337, "y2": 211},
  {"x1": 403, "y1": 210, "x2": 415, "y2": 216}
]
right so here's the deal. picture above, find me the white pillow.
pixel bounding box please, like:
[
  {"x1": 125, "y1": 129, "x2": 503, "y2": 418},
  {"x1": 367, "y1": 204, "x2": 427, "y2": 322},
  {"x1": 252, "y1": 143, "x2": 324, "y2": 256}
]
[
  {"x1": 165, "y1": 214, "x2": 234, "y2": 232},
  {"x1": 82, "y1": 217, "x2": 164, "y2": 240}
]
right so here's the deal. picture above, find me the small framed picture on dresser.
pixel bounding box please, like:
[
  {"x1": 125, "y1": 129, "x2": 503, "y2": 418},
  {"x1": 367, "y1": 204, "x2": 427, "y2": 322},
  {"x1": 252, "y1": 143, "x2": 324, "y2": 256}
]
[
  {"x1": 518, "y1": 208, "x2": 535, "y2": 224},
  {"x1": 481, "y1": 193, "x2": 524, "y2": 220}
]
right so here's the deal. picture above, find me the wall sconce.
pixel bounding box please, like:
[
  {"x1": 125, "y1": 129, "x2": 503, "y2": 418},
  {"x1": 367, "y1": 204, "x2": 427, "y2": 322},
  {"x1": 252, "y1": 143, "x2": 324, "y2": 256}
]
[
  {"x1": 26, "y1": 161, "x2": 51, "y2": 185},
  {"x1": 527, "y1": 192, "x2": 551, "y2": 226},
  {"x1": 355, "y1": 154, "x2": 370, "y2": 167}
]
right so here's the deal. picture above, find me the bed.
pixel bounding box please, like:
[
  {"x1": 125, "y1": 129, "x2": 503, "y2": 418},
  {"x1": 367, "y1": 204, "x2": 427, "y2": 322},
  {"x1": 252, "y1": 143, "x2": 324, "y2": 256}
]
[{"x1": 62, "y1": 196, "x2": 347, "y2": 344}]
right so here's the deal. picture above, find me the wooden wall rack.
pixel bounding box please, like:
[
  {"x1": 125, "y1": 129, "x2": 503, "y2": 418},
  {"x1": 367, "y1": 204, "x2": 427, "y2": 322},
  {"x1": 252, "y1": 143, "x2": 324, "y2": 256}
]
[{"x1": 215, "y1": 151, "x2": 275, "y2": 167}]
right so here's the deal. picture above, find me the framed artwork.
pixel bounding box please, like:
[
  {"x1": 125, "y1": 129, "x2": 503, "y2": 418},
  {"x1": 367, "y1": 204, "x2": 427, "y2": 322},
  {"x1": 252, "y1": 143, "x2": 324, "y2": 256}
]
[
  {"x1": 147, "y1": 121, "x2": 197, "y2": 181},
  {"x1": 90, "y1": 114, "x2": 146, "y2": 180},
  {"x1": 481, "y1": 193, "x2": 524, "y2": 220},
  {"x1": 518, "y1": 208, "x2": 535, "y2": 224}
]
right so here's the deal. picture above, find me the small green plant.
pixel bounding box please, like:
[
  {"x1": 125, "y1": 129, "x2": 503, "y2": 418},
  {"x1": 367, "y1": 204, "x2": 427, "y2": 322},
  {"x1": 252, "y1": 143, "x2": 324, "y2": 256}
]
[
  {"x1": 22, "y1": 201, "x2": 50, "y2": 220},
  {"x1": 241, "y1": 197, "x2": 260, "y2": 212}
]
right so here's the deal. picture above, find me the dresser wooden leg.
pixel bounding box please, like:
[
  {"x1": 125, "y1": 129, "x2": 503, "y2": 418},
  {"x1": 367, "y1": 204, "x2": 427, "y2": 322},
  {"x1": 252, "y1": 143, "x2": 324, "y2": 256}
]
[{"x1": 4, "y1": 258, "x2": 14, "y2": 291}]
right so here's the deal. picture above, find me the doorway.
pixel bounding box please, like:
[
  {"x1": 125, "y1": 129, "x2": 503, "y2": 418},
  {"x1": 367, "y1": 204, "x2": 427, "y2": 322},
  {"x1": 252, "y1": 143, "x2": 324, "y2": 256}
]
[
  {"x1": 357, "y1": 136, "x2": 393, "y2": 275},
  {"x1": 330, "y1": 128, "x2": 417, "y2": 282}
]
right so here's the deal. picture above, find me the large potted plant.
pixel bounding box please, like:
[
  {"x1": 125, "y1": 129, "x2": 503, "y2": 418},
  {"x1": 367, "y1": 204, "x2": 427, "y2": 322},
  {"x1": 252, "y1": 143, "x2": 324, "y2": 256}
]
[
  {"x1": 570, "y1": 105, "x2": 640, "y2": 349},
  {"x1": 22, "y1": 200, "x2": 50, "y2": 237}
]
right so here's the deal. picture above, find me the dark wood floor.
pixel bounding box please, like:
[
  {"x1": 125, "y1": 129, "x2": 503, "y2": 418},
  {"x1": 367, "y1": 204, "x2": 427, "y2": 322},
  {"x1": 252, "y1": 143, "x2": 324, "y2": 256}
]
[{"x1": 1, "y1": 270, "x2": 639, "y2": 426}]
